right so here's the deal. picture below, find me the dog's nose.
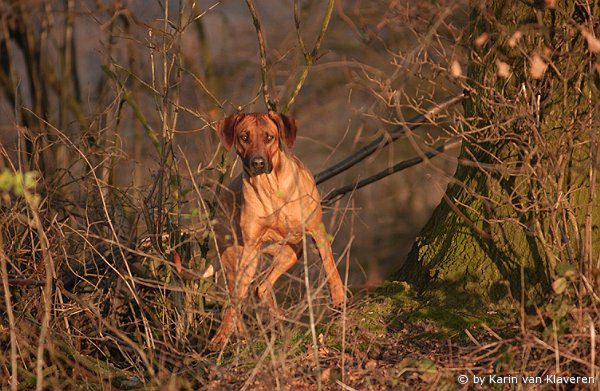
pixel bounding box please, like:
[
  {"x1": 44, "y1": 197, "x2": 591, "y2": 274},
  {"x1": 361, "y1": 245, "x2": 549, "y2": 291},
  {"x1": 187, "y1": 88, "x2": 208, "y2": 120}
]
[{"x1": 251, "y1": 157, "x2": 265, "y2": 171}]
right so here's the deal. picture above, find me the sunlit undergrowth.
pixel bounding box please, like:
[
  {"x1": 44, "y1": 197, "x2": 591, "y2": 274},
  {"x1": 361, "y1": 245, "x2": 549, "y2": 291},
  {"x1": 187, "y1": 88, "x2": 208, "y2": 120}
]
[{"x1": 1, "y1": 0, "x2": 599, "y2": 389}]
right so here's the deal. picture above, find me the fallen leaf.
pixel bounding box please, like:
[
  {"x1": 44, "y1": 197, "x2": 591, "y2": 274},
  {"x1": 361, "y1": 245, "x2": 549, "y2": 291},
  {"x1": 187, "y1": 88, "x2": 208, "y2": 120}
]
[
  {"x1": 552, "y1": 277, "x2": 568, "y2": 294},
  {"x1": 173, "y1": 251, "x2": 182, "y2": 274},
  {"x1": 582, "y1": 30, "x2": 600, "y2": 53},
  {"x1": 530, "y1": 54, "x2": 547, "y2": 79},
  {"x1": 202, "y1": 264, "x2": 215, "y2": 278},
  {"x1": 496, "y1": 60, "x2": 511, "y2": 78},
  {"x1": 475, "y1": 33, "x2": 489, "y2": 48},
  {"x1": 320, "y1": 367, "x2": 332, "y2": 383},
  {"x1": 508, "y1": 31, "x2": 522, "y2": 48},
  {"x1": 450, "y1": 60, "x2": 462, "y2": 78}
]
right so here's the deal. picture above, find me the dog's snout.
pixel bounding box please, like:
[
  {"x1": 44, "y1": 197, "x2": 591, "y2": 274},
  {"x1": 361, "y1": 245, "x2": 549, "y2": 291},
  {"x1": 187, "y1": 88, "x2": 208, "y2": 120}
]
[
  {"x1": 251, "y1": 157, "x2": 265, "y2": 171},
  {"x1": 245, "y1": 155, "x2": 271, "y2": 175}
]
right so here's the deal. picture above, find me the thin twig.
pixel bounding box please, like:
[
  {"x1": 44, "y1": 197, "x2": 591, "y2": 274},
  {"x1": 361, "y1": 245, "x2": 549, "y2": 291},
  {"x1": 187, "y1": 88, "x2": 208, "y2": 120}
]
[
  {"x1": 23, "y1": 108, "x2": 155, "y2": 350},
  {"x1": 0, "y1": 243, "x2": 18, "y2": 391},
  {"x1": 441, "y1": 190, "x2": 492, "y2": 240},
  {"x1": 245, "y1": 0, "x2": 276, "y2": 111},
  {"x1": 283, "y1": 0, "x2": 335, "y2": 113},
  {"x1": 240, "y1": 333, "x2": 277, "y2": 391},
  {"x1": 31, "y1": 200, "x2": 54, "y2": 391},
  {"x1": 341, "y1": 232, "x2": 354, "y2": 382},
  {"x1": 336, "y1": 380, "x2": 359, "y2": 391},
  {"x1": 61, "y1": 290, "x2": 156, "y2": 378},
  {"x1": 295, "y1": 158, "x2": 322, "y2": 390}
]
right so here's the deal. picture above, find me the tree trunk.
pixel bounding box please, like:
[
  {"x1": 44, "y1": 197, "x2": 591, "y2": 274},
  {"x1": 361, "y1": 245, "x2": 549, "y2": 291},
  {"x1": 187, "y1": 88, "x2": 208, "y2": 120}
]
[{"x1": 395, "y1": 0, "x2": 600, "y2": 301}]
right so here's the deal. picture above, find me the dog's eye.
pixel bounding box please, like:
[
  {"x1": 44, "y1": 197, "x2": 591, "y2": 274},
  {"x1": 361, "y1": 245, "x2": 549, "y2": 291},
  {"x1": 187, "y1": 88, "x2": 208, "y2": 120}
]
[
  {"x1": 265, "y1": 135, "x2": 274, "y2": 143},
  {"x1": 240, "y1": 134, "x2": 249, "y2": 143}
]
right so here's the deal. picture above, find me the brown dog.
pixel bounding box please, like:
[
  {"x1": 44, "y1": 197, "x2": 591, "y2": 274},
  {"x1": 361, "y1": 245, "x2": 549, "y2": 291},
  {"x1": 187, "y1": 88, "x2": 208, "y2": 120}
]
[{"x1": 208, "y1": 112, "x2": 345, "y2": 350}]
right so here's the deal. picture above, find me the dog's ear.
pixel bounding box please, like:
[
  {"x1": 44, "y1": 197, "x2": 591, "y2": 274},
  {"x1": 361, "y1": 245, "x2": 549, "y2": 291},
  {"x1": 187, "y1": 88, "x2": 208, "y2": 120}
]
[
  {"x1": 268, "y1": 112, "x2": 298, "y2": 149},
  {"x1": 215, "y1": 114, "x2": 242, "y2": 150}
]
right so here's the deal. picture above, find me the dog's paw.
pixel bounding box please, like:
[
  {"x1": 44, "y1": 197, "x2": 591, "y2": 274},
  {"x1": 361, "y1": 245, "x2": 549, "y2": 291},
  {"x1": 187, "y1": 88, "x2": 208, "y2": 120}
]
[
  {"x1": 207, "y1": 314, "x2": 235, "y2": 351},
  {"x1": 331, "y1": 291, "x2": 346, "y2": 307},
  {"x1": 207, "y1": 328, "x2": 230, "y2": 351}
]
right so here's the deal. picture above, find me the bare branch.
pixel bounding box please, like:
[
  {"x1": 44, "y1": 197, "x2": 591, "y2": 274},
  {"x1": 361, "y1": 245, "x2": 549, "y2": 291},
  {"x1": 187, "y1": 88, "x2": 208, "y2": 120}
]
[
  {"x1": 315, "y1": 94, "x2": 465, "y2": 185},
  {"x1": 322, "y1": 138, "x2": 461, "y2": 206}
]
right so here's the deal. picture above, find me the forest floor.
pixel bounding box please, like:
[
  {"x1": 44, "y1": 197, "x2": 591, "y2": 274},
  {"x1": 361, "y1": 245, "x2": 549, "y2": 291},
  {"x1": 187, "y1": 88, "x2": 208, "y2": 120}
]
[
  {"x1": 206, "y1": 281, "x2": 519, "y2": 390},
  {"x1": 4, "y1": 273, "x2": 594, "y2": 390},
  {"x1": 196, "y1": 279, "x2": 595, "y2": 390}
]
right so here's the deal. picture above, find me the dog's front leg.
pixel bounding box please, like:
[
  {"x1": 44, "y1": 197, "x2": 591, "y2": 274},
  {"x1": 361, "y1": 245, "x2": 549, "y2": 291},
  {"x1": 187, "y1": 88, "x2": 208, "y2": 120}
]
[
  {"x1": 309, "y1": 226, "x2": 346, "y2": 306},
  {"x1": 257, "y1": 244, "x2": 299, "y2": 310},
  {"x1": 209, "y1": 243, "x2": 260, "y2": 350}
]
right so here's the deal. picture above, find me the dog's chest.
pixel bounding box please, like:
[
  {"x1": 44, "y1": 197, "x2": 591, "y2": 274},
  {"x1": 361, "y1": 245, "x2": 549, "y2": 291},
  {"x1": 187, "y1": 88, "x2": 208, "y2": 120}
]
[
  {"x1": 240, "y1": 172, "x2": 318, "y2": 242},
  {"x1": 258, "y1": 204, "x2": 309, "y2": 242}
]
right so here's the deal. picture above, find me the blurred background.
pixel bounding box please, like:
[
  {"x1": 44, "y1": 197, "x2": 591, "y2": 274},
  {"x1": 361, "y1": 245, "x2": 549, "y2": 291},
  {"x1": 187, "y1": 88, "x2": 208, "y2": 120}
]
[{"x1": 0, "y1": 0, "x2": 464, "y2": 288}]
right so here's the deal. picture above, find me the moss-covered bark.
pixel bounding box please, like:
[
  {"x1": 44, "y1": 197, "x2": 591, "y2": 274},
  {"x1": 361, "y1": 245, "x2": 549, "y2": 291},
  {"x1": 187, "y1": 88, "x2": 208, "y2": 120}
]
[{"x1": 395, "y1": 0, "x2": 600, "y2": 300}]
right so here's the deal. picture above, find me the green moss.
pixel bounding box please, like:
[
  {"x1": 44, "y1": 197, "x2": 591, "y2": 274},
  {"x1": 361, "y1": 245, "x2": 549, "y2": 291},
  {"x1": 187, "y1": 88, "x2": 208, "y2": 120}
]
[
  {"x1": 410, "y1": 307, "x2": 480, "y2": 333},
  {"x1": 289, "y1": 330, "x2": 309, "y2": 354},
  {"x1": 345, "y1": 281, "x2": 510, "y2": 344}
]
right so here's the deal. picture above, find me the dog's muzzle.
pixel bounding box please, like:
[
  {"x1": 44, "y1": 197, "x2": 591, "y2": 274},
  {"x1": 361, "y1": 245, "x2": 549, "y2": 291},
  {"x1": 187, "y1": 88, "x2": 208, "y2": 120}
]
[{"x1": 247, "y1": 156, "x2": 272, "y2": 175}]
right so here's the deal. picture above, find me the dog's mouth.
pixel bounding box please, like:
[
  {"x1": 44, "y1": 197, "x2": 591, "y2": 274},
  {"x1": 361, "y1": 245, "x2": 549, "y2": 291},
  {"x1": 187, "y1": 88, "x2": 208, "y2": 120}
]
[
  {"x1": 249, "y1": 167, "x2": 273, "y2": 176},
  {"x1": 243, "y1": 158, "x2": 273, "y2": 176}
]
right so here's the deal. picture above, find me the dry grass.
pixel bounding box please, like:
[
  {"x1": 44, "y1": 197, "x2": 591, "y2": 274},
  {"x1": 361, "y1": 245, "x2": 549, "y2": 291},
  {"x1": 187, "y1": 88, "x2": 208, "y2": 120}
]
[{"x1": 0, "y1": 0, "x2": 598, "y2": 390}]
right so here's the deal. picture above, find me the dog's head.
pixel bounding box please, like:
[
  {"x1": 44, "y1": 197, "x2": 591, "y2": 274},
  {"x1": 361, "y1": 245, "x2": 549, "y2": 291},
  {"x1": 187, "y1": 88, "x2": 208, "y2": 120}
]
[{"x1": 215, "y1": 112, "x2": 298, "y2": 176}]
